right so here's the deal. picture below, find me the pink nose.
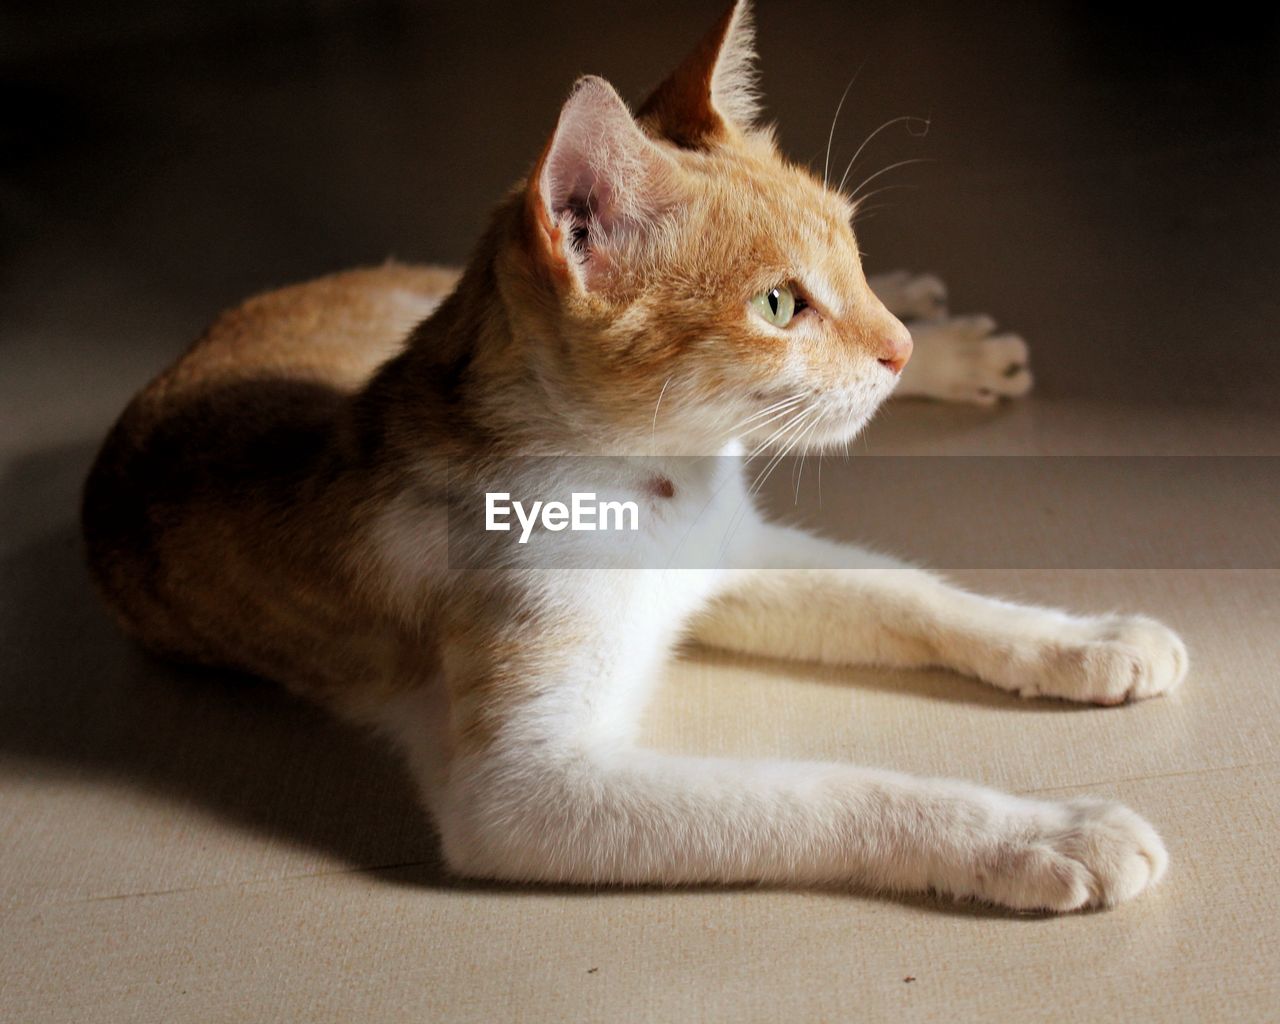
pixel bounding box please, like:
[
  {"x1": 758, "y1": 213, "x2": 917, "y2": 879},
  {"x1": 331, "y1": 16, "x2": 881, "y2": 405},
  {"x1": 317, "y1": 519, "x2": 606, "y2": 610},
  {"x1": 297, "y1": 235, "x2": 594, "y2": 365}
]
[{"x1": 878, "y1": 325, "x2": 913, "y2": 375}]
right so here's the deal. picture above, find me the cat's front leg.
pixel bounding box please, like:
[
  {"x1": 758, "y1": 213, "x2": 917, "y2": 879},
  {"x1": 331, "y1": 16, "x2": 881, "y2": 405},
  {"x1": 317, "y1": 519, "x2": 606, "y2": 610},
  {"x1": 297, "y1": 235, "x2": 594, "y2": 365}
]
[
  {"x1": 868, "y1": 271, "x2": 1032, "y2": 404},
  {"x1": 397, "y1": 579, "x2": 1166, "y2": 911},
  {"x1": 443, "y1": 738, "x2": 1167, "y2": 912},
  {"x1": 703, "y1": 519, "x2": 1188, "y2": 705}
]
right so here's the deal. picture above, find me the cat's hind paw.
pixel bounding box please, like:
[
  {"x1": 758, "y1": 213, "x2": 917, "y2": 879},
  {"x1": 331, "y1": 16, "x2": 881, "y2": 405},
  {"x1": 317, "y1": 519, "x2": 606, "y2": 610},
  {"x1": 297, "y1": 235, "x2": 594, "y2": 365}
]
[
  {"x1": 896, "y1": 314, "x2": 1033, "y2": 405},
  {"x1": 1024, "y1": 615, "x2": 1190, "y2": 706}
]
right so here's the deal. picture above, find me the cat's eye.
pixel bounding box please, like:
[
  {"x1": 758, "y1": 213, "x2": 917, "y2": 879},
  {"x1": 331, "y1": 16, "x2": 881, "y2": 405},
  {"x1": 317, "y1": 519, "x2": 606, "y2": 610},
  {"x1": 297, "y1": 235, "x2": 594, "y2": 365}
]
[{"x1": 750, "y1": 285, "x2": 807, "y2": 328}]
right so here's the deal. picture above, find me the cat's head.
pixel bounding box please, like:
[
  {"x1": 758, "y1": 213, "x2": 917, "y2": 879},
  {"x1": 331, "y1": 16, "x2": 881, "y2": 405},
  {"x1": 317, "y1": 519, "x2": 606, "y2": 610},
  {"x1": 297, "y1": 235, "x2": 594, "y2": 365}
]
[{"x1": 502, "y1": 1, "x2": 911, "y2": 454}]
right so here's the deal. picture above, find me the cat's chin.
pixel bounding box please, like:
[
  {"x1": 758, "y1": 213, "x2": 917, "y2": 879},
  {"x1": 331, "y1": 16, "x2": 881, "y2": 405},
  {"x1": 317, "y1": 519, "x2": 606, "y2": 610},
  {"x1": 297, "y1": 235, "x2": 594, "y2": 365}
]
[
  {"x1": 734, "y1": 405, "x2": 878, "y2": 457},
  {"x1": 801, "y1": 418, "x2": 877, "y2": 453},
  {"x1": 732, "y1": 417, "x2": 876, "y2": 461},
  {"x1": 797, "y1": 406, "x2": 883, "y2": 453}
]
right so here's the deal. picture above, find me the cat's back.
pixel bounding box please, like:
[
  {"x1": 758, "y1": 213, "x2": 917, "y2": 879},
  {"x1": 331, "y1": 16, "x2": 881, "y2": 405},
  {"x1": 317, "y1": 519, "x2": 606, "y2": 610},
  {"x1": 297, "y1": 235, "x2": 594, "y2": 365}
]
[
  {"x1": 151, "y1": 262, "x2": 457, "y2": 399},
  {"x1": 81, "y1": 262, "x2": 459, "y2": 682}
]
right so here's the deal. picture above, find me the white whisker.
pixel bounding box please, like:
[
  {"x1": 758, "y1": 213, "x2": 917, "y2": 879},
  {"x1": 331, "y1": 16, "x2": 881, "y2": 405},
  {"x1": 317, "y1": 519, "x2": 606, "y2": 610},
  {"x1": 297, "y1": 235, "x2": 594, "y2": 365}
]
[
  {"x1": 791, "y1": 411, "x2": 826, "y2": 503},
  {"x1": 843, "y1": 157, "x2": 935, "y2": 204},
  {"x1": 748, "y1": 405, "x2": 812, "y2": 461},
  {"x1": 822, "y1": 67, "x2": 864, "y2": 188},
  {"x1": 851, "y1": 182, "x2": 919, "y2": 211},
  {"x1": 749, "y1": 406, "x2": 818, "y2": 496},
  {"x1": 834, "y1": 115, "x2": 930, "y2": 195},
  {"x1": 715, "y1": 405, "x2": 817, "y2": 566},
  {"x1": 650, "y1": 375, "x2": 673, "y2": 454},
  {"x1": 727, "y1": 399, "x2": 809, "y2": 445},
  {"x1": 724, "y1": 393, "x2": 806, "y2": 437}
]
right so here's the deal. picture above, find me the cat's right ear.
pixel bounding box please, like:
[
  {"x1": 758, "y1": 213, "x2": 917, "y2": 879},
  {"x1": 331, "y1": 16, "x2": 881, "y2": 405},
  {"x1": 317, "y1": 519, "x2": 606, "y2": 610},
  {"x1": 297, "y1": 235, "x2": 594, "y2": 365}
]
[{"x1": 526, "y1": 76, "x2": 673, "y2": 291}]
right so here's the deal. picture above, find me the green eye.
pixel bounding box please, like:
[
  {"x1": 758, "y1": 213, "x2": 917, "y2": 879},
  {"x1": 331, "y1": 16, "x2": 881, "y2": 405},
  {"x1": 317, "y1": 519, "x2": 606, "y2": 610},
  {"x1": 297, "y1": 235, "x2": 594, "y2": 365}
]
[{"x1": 751, "y1": 285, "x2": 801, "y2": 328}]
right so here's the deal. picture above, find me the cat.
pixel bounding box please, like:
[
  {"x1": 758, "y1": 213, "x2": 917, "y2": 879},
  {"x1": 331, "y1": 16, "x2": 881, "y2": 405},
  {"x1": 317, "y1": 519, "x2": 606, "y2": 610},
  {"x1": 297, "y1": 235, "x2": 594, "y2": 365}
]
[{"x1": 82, "y1": 1, "x2": 1184, "y2": 912}]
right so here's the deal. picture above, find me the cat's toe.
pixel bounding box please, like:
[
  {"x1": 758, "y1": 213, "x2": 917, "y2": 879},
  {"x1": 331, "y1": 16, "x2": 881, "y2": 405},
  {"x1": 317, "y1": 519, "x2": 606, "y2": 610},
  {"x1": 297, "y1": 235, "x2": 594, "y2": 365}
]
[
  {"x1": 948, "y1": 313, "x2": 998, "y2": 338},
  {"x1": 947, "y1": 333, "x2": 1034, "y2": 405},
  {"x1": 979, "y1": 334, "x2": 1033, "y2": 400},
  {"x1": 1053, "y1": 799, "x2": 1169, "y2": 907},
  {"x1": 1091, "y1": 615, "x2": 1189, "y2": 701},
  {"x1": 1030, "y1": 615, "x2": 1189, "y2": 704},
  {"x1": 898, "y1": 273, "x2": 949, "y2": 321},
  {"x1": 872, "y1": 270, "x2": 949, "y2": 321},
  {"x1": 975, "y1": 799, "x2": 1168, "y2": 912},
  {"x1": 903, "y1": 316, "x2": 1034, "y2": 405}
]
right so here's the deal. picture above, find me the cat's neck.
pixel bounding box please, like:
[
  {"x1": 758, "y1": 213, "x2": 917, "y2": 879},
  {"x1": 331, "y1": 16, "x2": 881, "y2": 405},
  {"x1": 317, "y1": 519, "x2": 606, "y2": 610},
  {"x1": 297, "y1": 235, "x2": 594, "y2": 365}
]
[{"x1": 356, "y1": 200, "x2": 726, "y2": 462}]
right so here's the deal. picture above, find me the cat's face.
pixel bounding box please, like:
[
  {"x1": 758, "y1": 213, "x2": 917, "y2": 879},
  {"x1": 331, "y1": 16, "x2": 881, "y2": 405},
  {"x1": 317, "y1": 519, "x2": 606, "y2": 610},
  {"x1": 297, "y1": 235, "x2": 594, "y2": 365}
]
[{"x1": 511, "y1": 2, "x2": 911, "y2": 454}]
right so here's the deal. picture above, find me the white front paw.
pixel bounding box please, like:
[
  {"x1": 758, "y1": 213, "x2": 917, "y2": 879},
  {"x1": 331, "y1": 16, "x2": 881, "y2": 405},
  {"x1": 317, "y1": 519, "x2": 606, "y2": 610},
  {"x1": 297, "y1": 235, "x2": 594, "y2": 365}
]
[
  {"x1": 1025, "y1": 615, "x2": 1189, "y2": 705},
  {"x1": 900, "y1": 314, "x2": 1033, "y2": 405},
  {"x1": 969, "y1": 799, "x2": 1169, "y2": 912}
]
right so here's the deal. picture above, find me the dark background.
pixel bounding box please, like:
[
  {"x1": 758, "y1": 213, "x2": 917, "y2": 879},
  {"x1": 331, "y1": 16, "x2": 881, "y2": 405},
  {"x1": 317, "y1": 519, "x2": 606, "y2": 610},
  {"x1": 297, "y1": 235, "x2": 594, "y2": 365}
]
[{"x1": 3, "y1": 0, "x2": 1279, "y2": 447}]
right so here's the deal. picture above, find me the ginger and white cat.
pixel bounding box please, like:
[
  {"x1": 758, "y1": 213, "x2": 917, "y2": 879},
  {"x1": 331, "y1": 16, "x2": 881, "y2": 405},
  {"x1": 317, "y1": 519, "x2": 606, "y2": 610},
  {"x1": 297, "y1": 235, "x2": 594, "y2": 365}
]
[{"x1": 83, "y1": 2, "x2": 1183, "y2": 912}]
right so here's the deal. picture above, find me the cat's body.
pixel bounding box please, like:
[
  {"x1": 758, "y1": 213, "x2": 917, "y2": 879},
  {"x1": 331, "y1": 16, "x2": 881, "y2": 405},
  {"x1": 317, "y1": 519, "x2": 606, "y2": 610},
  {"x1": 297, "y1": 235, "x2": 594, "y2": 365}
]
[{"x1": 83, "y1": 2, "x2": 1184, "y2": 911}]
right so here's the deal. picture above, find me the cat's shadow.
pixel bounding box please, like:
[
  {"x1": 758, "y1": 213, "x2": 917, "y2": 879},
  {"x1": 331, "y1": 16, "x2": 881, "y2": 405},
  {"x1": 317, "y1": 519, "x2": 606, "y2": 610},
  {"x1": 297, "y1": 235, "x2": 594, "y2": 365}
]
[
  {"x1": 0, "y1": 441, "x2": 1063, "y2": 918},
  {"x1": 0, "y1": 441, "x2": 454, "y2": 887},
  {"x1": 684, "y1": 646, "x2": 1083, "y2": 711}
]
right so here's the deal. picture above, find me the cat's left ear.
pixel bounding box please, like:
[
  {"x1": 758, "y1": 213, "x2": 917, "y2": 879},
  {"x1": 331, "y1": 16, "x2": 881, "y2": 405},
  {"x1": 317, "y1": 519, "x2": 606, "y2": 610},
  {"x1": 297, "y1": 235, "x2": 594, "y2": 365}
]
[
  {"x1": 636, "y1": 0, "x2": 760, "y2": 149},
  {"x1": 527, "y1": 76, "x2": 674, "y2": 290}
]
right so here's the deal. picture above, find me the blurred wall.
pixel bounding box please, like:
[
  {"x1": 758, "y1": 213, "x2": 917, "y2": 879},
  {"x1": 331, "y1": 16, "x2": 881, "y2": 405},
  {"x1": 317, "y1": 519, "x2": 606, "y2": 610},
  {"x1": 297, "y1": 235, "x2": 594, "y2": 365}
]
[{"x1": 3, "y1": 1, "x2": 1278, "y2": 416}]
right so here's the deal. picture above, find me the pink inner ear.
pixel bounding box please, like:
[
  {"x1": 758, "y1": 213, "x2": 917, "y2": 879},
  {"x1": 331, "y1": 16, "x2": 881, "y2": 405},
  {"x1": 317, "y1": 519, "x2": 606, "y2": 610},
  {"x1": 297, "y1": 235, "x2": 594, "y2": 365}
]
[
  {"x1": 539, "y1": 78, "x2": 668, "y2": 269},
  {"x1": 546, "y1": 146, "x2": 619, "y2": 256}
]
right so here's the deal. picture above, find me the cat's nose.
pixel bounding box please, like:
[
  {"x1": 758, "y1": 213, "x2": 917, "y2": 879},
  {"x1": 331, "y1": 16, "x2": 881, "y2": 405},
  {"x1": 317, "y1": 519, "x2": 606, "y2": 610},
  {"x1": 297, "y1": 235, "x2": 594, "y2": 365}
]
[{"x1": 878, "y1": 323, "x2": 913, "y2": 375}]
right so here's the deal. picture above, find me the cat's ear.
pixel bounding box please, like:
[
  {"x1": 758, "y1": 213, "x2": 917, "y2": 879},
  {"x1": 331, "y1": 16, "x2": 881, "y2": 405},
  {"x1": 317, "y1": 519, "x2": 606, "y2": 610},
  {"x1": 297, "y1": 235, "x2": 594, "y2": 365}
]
[
  {"x1": 527, "y1": 76, "x2": 673, "y2": 289},
  {"x1": 636, "y1": 0, "x2": 760, "y2": 149}
]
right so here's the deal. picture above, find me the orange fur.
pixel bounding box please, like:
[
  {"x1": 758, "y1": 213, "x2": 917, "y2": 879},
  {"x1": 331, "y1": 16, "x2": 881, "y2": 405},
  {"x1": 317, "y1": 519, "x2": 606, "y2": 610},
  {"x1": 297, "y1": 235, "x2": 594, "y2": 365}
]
[
  {"x1": 79, "y1": 4, "x2": 1183, "y2": 914},
  {"x1": 82, "y1": 3, "x2": 906, "y2": 722}
]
